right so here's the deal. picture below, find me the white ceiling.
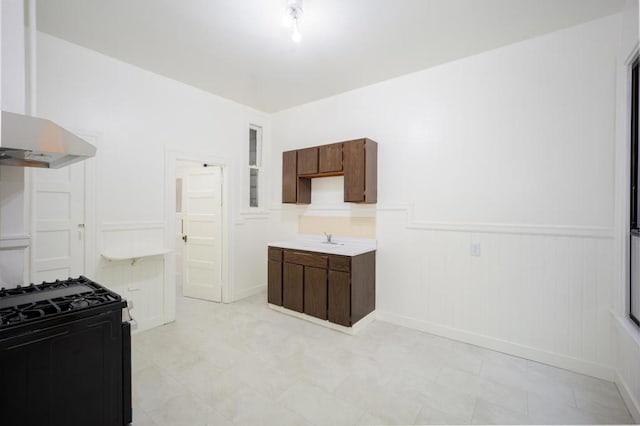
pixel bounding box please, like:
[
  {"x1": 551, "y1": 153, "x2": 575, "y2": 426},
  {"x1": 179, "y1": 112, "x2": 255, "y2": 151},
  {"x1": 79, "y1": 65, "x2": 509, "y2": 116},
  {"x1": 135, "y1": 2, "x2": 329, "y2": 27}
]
[{"x1": 36, "y1": 0, "x2": 625, "y2": 113}]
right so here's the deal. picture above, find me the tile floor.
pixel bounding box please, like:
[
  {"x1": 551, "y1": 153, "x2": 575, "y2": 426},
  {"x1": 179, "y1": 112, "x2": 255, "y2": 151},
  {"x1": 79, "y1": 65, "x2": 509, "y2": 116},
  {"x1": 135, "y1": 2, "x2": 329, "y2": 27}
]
[{"x1": 131, "y1": 291, "x2": 634, "y2": 425}]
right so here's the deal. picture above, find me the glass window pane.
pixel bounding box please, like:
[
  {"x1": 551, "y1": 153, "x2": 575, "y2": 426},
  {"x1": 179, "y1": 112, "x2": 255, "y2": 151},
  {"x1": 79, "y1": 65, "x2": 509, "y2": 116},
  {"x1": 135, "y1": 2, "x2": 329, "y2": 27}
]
[
  {"x1": 249, "y1": 128, "x2": 257, "y2": 166},
  {"x1": 250, "y1": 169, "x2": 258, "y2": 207}
]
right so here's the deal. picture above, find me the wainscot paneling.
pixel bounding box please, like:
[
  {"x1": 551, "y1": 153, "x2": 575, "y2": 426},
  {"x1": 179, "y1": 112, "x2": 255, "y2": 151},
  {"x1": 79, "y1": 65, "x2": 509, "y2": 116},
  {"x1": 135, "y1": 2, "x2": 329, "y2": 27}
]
[
  {"x1": 0, "y1": 238, "x2": 29, "y2": 287},
  {"x1": 375, "y1": 208, "x2": 615, "y2": 381},
  {"x1": 234, "y1": 213, "x2": 270, "y2": 301},
  {"x1": 614, "y1": 316, "x2": 640, "y2": 422},
  {"x1": 97, "y1": 222, "x2": 166, "y2": 332}
]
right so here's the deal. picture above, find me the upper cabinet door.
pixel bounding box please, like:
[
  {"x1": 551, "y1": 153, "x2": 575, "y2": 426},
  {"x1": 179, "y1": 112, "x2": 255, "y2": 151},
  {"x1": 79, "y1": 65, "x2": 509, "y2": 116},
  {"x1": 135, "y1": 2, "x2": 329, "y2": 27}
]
[
  {"x1": 344, "y1": 139, "x2": 377, "y2": 203},
  {"x1": 297, "y1": 147, "x2": 319, "y2": 175},
  {"x1": 282, "y1": 150, "x2": 297, "y2": 203},
  {"x1": 343, "y1": 139, "x2": 366, "y2": 202},
  {"x1": 318, "y1": 143, "x2": 343, "y2": 174}
]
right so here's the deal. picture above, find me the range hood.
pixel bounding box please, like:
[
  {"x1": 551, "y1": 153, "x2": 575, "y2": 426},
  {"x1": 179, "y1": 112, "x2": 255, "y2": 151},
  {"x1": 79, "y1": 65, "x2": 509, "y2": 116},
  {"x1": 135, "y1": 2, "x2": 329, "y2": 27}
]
[{"x1": 0, "y1": 111, "x2": 96, "y2": 168}]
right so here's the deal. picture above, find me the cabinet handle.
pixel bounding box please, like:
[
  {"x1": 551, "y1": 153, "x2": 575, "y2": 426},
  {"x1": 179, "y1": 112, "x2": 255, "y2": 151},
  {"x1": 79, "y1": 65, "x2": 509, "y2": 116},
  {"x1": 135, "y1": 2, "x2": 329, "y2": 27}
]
[{"x1": 128, "y1": 287, "x2": 141, "y2": 292}]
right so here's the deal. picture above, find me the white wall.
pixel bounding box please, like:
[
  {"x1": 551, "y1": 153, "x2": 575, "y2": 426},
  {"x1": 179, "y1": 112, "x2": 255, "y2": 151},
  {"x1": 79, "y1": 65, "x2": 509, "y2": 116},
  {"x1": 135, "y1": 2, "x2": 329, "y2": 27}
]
[
  {"x1": 613, "y1": 0, "x2": 640, "y2": 422},
  {"x1": 0, "y1": 0, "x2": 28, "y2": 287},
  {"x1": 270, "y1": 15, "x2": 621, "y2": 380},
  {"x1": 36, "y1": 32, "x2": 271, "y2": 329}
]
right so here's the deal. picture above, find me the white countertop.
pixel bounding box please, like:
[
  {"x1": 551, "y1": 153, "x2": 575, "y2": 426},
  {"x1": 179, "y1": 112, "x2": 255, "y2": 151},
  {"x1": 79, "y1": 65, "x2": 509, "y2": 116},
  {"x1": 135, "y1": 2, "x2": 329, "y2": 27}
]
[{"x1": 269, "y1": 235, "x2": 376, "y2": 256}]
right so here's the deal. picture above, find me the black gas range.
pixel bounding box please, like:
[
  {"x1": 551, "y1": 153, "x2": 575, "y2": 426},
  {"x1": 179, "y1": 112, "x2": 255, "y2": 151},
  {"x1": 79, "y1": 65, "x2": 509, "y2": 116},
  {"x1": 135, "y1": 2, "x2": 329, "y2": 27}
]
[{"x1": 0, "y1": 276, "x2": 132, "y2": 426}]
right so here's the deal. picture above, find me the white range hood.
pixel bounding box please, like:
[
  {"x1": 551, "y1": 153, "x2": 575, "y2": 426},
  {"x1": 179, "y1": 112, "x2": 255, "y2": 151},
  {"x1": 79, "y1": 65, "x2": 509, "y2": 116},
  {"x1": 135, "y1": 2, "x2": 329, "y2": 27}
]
[{"x1": 0, "y1": 111, "x2": 96, "y2": 168}]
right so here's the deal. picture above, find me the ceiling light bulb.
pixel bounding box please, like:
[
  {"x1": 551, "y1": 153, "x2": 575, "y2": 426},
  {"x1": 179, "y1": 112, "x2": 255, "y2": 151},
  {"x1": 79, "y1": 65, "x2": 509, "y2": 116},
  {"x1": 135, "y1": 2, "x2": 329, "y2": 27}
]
[
  {"x1": 292, "y1": 18, "x2": 302, "y2": 43},
  {"x1": 282, "y1": 12, "x2": 293, "y2": 28}
]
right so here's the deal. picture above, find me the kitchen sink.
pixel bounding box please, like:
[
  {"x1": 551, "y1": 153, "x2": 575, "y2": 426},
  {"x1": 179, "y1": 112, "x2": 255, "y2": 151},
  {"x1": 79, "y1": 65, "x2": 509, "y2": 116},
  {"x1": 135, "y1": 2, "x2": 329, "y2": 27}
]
[{"x1": 302, "y1": 242, "x2": 344, "y2": 250}]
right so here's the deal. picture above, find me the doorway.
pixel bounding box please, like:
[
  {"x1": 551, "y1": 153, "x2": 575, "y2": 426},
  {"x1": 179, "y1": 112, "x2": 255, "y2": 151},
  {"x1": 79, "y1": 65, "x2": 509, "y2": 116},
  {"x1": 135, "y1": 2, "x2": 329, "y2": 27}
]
[
  {"x1": 175, "y1": 160, "x2": 223, "y2": 303},
  {"x1": 31, "y1": 161, "x2": 86, "y2": 282}
]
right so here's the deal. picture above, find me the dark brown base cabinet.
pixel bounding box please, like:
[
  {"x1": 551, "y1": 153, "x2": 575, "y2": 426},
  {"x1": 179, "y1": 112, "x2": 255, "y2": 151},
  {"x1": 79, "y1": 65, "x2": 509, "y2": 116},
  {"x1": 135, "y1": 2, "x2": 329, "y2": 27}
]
[{"x1": 267, "y1": 246, "x2": 375, "y2": 327}]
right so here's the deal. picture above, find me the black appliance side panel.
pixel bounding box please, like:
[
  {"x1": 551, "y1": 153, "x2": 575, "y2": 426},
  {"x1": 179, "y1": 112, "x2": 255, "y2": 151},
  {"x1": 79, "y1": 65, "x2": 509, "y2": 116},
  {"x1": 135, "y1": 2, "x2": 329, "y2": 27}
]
[
  {"x1": 0, "y1": 310, "x2": 123, "y2": 426},
  {"x1": 122, "y1": 321, "x2": 132, "y2": 425}
]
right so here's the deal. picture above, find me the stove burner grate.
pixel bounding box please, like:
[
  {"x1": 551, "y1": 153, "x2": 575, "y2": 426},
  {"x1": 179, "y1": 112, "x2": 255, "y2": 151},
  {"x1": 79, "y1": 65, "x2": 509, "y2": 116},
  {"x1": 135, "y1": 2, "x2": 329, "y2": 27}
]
[{"x1": 0, "y1": 277, "x2": 122, "y2": 328}]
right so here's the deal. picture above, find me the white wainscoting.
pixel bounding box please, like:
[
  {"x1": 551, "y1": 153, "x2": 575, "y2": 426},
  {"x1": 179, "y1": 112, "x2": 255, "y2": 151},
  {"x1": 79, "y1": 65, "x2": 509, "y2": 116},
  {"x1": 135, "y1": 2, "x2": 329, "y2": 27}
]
[
  {"x1": 375, "y1": 207, "x2": 616, "y2": 381},
  {"x1": 96, "y1": 221, "x2": 167, "y2": 332},
  {"x1": 614, "y1": 316, "x2": 640, "y2": 422},
  {"x1": 233, "y1": 212, "x2": 270, "y2": 301},
  {"x1": 0, "y1": 235, "x2": 29, "y2": 287}
]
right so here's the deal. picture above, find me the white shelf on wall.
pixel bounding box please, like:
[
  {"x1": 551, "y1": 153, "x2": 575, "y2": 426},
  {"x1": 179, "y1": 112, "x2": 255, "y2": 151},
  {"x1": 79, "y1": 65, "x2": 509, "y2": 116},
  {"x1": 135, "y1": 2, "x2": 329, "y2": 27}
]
[
  {"x1": 0, "y1": 234, "x2": 31, "y2": 249},
  {"x1": 101, "y1": 248, "x2": 172, "y2": 266}
]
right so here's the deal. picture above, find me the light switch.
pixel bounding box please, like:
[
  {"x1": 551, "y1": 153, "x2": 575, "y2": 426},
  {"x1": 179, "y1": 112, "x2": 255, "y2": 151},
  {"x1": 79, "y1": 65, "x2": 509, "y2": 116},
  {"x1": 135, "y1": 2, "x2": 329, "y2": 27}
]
[{"x1": 470, "y1": 243, "x2": 481, "y2": 257}]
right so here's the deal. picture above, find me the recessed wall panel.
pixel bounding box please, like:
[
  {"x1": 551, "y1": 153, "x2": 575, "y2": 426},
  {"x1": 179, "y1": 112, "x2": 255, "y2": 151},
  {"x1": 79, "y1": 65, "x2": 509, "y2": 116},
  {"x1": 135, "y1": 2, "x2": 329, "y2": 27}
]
[
  {"x1": 36, "y1": 193, "x2": 71, "y2": 221},
  {"x1": 36, "y1": 231, "x2": 71, "y2": 259}
]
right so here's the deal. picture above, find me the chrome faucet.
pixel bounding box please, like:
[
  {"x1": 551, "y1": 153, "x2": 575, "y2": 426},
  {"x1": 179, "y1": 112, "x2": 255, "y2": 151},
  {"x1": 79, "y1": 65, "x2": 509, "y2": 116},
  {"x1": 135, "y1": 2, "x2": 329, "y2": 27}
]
[{"x1": 324, "y1": 232, "x2": 333, "y2": 243}]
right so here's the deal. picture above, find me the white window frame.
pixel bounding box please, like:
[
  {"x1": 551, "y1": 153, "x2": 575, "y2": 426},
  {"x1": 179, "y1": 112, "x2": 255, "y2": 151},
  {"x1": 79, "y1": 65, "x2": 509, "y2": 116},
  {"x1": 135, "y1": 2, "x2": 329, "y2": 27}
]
[{"x1": 249, "y1": 124, "x2": 262, "y2": 208}]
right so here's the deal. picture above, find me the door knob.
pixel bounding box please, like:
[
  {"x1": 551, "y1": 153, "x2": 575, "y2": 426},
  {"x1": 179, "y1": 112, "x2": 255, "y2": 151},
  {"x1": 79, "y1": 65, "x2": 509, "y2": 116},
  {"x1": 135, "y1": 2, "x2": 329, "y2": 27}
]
[{"x1": 182, "y1": 234, "x2": 188, "y2": 243}]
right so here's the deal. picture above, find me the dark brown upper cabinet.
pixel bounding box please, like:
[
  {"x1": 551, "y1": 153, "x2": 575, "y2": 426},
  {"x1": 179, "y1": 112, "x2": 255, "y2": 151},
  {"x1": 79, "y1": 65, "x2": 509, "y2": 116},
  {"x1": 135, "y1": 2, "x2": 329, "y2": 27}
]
[
  {"x1": 318, "y1": 143, "x2": 343, "y2": 174},
  {"x1": 283, "y1": 150, "x2": 311, "y2": 204},
  {"x1": 297, "y1": 147, "x2": 319, "y2": 175},
  {"x1": 282, "y1": 150, "x2": 297, "y2": 203},
  {"x1": 344, "y1": 139, "x2": 377, "y2": 203},
  {"x1": 282, "y1": 138, "x2": 377, "y2": 204}
]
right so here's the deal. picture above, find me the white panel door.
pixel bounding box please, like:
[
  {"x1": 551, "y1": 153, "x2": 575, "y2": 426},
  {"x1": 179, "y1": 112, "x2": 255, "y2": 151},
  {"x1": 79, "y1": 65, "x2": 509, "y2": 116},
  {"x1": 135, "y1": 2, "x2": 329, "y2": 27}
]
[
  {"x1": 182, "y1": 166, "x2": 222, "y2": 302},
  {"x1": 32, "y1": 162, "x2": 85, "y2": 282}
]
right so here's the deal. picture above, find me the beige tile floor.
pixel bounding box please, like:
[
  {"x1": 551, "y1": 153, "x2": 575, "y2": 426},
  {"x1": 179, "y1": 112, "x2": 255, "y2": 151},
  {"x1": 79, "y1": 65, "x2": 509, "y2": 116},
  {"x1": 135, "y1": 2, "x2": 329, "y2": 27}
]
[{"x1": 131, "y1": 291, "x2": 634, "y2": 425}]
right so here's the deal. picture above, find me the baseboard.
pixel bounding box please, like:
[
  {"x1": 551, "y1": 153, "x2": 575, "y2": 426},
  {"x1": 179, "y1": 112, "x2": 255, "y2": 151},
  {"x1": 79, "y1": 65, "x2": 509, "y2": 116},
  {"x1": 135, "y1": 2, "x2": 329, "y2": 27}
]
[
  {"x1": 616, "y1": 372, "x2": 640, "y2": 423},
  {"x1": 234, "y1": 284, "x2": 265, "y2": 301},
  {"x1": 269, "y1": 303, "x2": 376, "y2": 335},
  {"x1": 131, "y1": 317, "x2": 165, "y2": 334},
  {"x1": 376, "y1": 311, "x2": 615, "y2": 381},
  {"x1": 612, "y1": 314, "x2": 640, "y2": 423}
]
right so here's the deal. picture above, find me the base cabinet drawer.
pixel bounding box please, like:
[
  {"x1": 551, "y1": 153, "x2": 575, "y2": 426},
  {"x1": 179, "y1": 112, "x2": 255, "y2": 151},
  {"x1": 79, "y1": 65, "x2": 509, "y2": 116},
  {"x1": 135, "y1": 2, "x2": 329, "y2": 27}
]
[
  {"x1": 282, "y1": 263, "x2": 304, "y2": 312},
  {"x1": 283, "y1": 251, "x2": 328, "y2": 268}
]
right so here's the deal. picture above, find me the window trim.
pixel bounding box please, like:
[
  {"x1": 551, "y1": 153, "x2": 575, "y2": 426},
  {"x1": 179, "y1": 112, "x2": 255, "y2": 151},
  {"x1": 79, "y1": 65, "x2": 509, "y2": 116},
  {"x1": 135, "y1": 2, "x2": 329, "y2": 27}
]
[
  {"x1": 249, "y1": 124, "x2": 262, "y2": 209},
  {"x1": 630, "y1": 56, "x2": 640, "y2": 328}
]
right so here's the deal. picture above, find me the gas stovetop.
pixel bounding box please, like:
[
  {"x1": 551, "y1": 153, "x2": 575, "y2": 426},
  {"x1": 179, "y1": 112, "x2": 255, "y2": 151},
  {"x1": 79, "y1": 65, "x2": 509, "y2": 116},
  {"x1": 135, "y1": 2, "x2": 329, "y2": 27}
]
[{"x1": 0, "y1": 276, "x2": 123, "y2": 329}]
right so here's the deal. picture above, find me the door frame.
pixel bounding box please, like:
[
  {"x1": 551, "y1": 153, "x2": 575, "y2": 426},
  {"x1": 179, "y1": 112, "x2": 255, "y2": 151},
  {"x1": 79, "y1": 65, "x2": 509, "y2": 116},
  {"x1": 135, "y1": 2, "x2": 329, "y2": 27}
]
[
  {"x1": 27, "y1": 131, "x2": 98, "y2": 283},
  {"x1": 164, "y1": 147, "x2": 232, "y2": 323},
  {"x1": 181, "y1": 163, "x2": 223, "y2": 302}
]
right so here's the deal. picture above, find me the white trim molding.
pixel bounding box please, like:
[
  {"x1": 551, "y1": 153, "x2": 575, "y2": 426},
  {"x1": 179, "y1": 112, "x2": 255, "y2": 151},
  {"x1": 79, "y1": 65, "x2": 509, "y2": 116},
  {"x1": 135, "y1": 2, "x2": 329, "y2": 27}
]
[
  {"x1": 0, "y1": 234, "x2": 30, "y2": 249},
  {"x1": 613, "y1": 314, "x2": 640, "y2": 423},
  {"x1": 234, "y1": 283, "x2": 265, "y2": 301},
  {"x1": 165, "y1": 146, "x2": 233, "y2": 323},
  {"x1": 616, "y1": 371, "x2": 640, "y2": 424},
  {"x1": 376, "y1": 204, "x2": 614, "y2": 239},
  {"x1": 238, "y1": 211, "x2": 270, "y2": 219},
  {"x1": 236, "y1": 210, "x2": 270, "y2": 226},
  {"x1": 267, "y1": 203, "x2": 614, "y2": 238},
  {"x1": 269, "y1": 303, "x2": 376, "y2": 335},
  {"x1": 100, "y1": 221, "x2": 166, "y2": 232}
]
